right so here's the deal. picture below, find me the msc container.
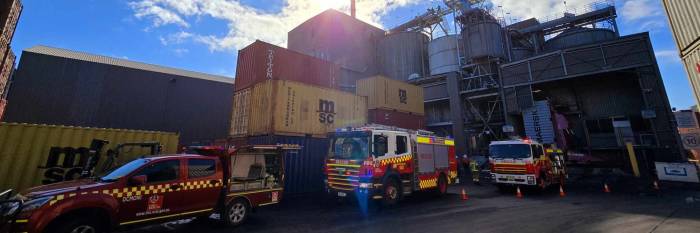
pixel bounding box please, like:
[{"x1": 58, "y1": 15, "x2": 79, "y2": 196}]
[
  {"x1": 355, "y1": 75, "x2": 425, "y2": 115},
  {"x1": 235, "y1": 40, "x2": 341, "y2": 92},
  {"x1": 0, "y1": 123, "x2": 179, "y2": 192},
  {"x1": 662, "y1": 0, "x2": 700, "y2": 53},
  {"x1": 230, "y1": 80, "x2": 367, "y2": 138},
  {"x1": 368, "y1": 109, "x2": 425, "y2": 130},
  {"x1": 0, "y1": 49, "x2": 15, "y2": 98},
  {"x1": 247, "y1": 135, "x2": 329, "y2": 195}
]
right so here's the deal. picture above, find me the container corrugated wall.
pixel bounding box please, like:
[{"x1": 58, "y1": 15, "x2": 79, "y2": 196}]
[
  {"x1": 523, "y1": 101, "x2": 555, "y2": 144},
  {"x1": 229, "y1": 88, "x2": 251, "y2": 136},
  {"x1": 247, "y1": 135, "x2": 329, "y2": 195},
  {"x1": 234, "y1": 40, "x2": 341, "y2": 92},
  {"x1": 0, "y1": 123, "x2": 179, "y2": 192},
  {"x1": 683, "y1": 48, "x2": 700, "y2": 106},
  {"x1": 0, "y1": 49, "x2": 15, "y2": 98},
  {"x1": 662, "y1": 0, "x2": 700, "y2": 54},
  {"x1": 356, "y1": 75, "x2": 424, "y2": 115},
  {"x1": 368, "y1": 109, "x2": 425, "y2": 130},
  {"x1": 231, "y1": 80, "x2": 367, "y2": 138}
]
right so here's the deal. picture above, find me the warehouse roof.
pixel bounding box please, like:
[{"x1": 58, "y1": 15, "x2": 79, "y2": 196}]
[{"x1": 24, "y1": 45, "x2": 235, "y2": 84}]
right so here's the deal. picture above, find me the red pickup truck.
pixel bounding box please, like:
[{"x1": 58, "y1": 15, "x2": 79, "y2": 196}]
[{"x1": 0, "y1": 144, "x2": 298, "y2": 233}]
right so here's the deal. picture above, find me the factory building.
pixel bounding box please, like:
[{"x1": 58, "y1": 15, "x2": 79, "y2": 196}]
[
  {"x1": 662, "y1": 0, "x2": 700, "y2": 108},
  {"x1": 0, "y1": 0, "x2": 22, "y2": 120},
  {"x1": 4, "y1": 46, "x2": 235, "y2": 145},
  {"x1": 407, "y1": 1, "x2": 682, "y2": 164}
]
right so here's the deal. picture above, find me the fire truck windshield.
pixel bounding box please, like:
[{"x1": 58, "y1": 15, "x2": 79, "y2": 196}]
[
  {"x1": 489, "y1": 144, "x2": 531, "y2": 159},
  {"x1": 331, "y1": 136, "x2": 370, "y2": 160}
]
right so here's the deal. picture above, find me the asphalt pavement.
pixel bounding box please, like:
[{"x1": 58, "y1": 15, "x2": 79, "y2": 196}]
[{"x1": 130, "y1": 179, "x2": 700, "y2": 233}]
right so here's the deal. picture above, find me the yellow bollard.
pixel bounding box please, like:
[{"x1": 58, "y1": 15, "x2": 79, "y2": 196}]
[{"x1": 626, "y1": 142, "x2": 640, "y2": 177}]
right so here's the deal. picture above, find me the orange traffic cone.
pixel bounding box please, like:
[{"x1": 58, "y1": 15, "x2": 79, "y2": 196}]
[
  {"x1": 603, "y1": 183, "x2": 611, "y2": 193},
  {"x1": 516, "y1": 186, "x2": 523, "y2": 199},
  {"x1": 461, "y1": 188, "x2": 469, "y2": 200},
  {"x1": 653, "y1": 180, "x2": 660, "y2": 191},
  {"x1": 559, "y1": 185, "x2": 566, "y2": 197}
]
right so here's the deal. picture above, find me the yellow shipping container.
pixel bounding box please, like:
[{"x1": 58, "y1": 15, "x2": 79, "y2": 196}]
[
  {"x1": 0, "y1": 123, "x2": 179, "y2": 192},
  {"x1": 356, "y1": 75, "x2": 425, "y2": 115},
  {"x1": 230, "y1": 80, "x2": 367, "y2": 137}
]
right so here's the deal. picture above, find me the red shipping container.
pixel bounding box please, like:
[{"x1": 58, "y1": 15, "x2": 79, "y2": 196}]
[
  {"x1": 368, "y1": 109, "x2": 425, "y2": 130},
  {"x1": 235, "y1": 40, "x2": 341, "y2": 91}
]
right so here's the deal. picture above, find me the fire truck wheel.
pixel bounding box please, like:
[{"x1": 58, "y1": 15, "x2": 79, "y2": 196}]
[
  {"x1": 52, "y1": 217, "x2": 104, "y2": 233},
  {"x1": 436, "y1": 175, "x2": 448, "y2": 195},
  {"x1": 382, "y1": 179, "x2": 400, "y2": 206},
  {"x1": 223, "y1": 198, "x2": 249, "y2": 227}
]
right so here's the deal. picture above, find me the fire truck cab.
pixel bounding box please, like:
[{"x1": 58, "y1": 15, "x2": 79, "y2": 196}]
[
  {"x1": 489, "y1": 139, "x2": 567, "y2": 191},
  {"x1": 325, "y1": 126, "x2": 458, "y2": 206}
]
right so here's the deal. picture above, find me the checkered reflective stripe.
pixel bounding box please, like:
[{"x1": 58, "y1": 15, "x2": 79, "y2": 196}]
[
  {"x1": 378, "y1": 154, "x2": 413, "y2": 166},
  {"x1": 48, "y1": 179, "x2": 223, "y2": 206},
  {"x1": 418, "y1": 177, "x2": 438, "y2": 189}
]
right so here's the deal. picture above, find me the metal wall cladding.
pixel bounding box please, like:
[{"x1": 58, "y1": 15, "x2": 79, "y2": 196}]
[
  {"x1": 246, "y1": 135, "x2": 329, "y2": 195},
  {"x1": 422, "y1": 82, "x2": 449, "y2": 101},
  {"x1": 428, "y1": 35, "x2": 461, "y2": 75},
  {"x1": 4, "y1": 49, "x2": 234, "y2": 146},
  {"x1": 574, "y1": 76, "x2": 643, "y2": 118},
  {"x1": 0, "y1": 123, "x2": 179, "y2": 192},
  {"x1": 230, "y1": 80, "x2": 367, "y2": 138},
  {"x1": 425, "y1": 101, "x2": 451, "y2": 124},
  {"x1": 0, "y1": 0, "x2": 22, "y2": 43},
  {"x1": 543, "y1": 28, "x2": 617, "y2": 52},
  {"x1": 0, "y1": 49, "x2": 15, "y2": 98},
  {"x1": 462, "y1": 21, "x2": 505, "y2": 59},
  {"x1": 287, "y1": 9, "x2": 385, "y2": 78},
  {"x1": 355, "y1": 75, "x2": 424, "y2": 115},
  {"x1": 368, "y1": 109, "x2": 426, "y2": 130},
  {"x1": 235, "y1": 40, "x2": 341, "y2": 92},
  {"x1": 683, "y1": 48, "x2": 700, "y2": 106},
  {"x1": 662, "y1": 0, "x2": 700, "y2": 53},
  {"x1": 522, "y1": 101, "x2": 555, "y2": 144},
  {"x1": 379, "y1": 32, "x2": 429, "y2": 81},
  {"x1": 511, "y1": 47, "x2": 533, "y2": 61}
]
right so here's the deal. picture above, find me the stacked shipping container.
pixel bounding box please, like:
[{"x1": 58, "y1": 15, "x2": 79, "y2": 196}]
[
  {"x1": 0, "y1": 0, "x2": 21, "y2": 121},
  {"x1": 356, "y1": 75, "x2": 426, "y2": 130}
]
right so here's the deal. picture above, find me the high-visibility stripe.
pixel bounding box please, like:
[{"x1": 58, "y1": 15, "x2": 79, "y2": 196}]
[
  {"x1": 226, "y1": 188, "x2": 283, "y2": 196},
  {"x1": 15, "y1": 219, "x2": 28, "y2": 223},
  {"x1": 327, "y1": 163, "x2": 361, "y2": 168},
  {"x1": 119, "y1": 208, "x2": 212, "y2": 225}
]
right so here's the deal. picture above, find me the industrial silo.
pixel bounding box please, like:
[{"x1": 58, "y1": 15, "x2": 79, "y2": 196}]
[
  {"x1": 379, "y1": 32, "x2": 429, "y2": 81},
  {"x1": 543, "y1": 27, "x2": 617, "y2": 51},
  {"x1": 428, "y1": 35, "x2": 461, "y2": 75},
  {"x1": 462, "y1": 21, "x2": 505, "y2": 59}
]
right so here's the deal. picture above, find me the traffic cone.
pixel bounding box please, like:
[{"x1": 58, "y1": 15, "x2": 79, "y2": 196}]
[
  {"x1": 559, "y1": 185, "x2": 566, "y2": 197},
  {"x1": 653, "y1": 180, "x2": 660, "y2": 191},
  {"x1": 461, "y1": 188, "x2": 469, "y2": 200},
  {"x1": 603, "y1": 183, "x2": 611, "y2": 193},
  {"x1": 516, "y1": 186, "x2": 523, "y2": 199}
]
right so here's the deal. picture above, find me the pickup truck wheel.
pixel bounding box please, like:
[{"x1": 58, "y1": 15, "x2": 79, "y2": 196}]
[
  {"x1": 382, "y1": 179, "x2": 400, "y2": 206},
  {"x1": 223, "y1": 199, "x2": 249, "y2": 227},
  {"x1": 52, "y1": 217, "x2": 104, "y2": 233}
]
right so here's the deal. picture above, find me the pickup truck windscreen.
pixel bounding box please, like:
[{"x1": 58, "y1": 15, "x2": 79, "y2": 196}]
[
  {"x1": 489, "y1": 144, "x2": 531, "y2": 159},
  {"x1": 99, "y1": 158, "x2": 150, "y2": 182}
]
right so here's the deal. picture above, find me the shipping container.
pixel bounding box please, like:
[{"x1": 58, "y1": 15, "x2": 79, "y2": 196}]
[
  {"x1": 0, "y1": 49, "x2": 15, "y2": 98},
  {"x1": 356, "y1": 75, "x2": 425, "y2": 115},
  {"x1": 231, "y1": 80, "x2": 367, "y2": 137},
  {"x1": 5, "y1": 46, "x2": 234, "y2": 145},
  {"x1": 0, "y1": 123, "x2": 179, "y2": 192},
  {"x1": 368, "y1": 109, "x2": 425, "y2": 130},
  {"x1": 662, "y1": 0, "x2": 700, "y2": 54},
  {"x1": 246, "y1": 135, "x2": 329, "y2": 195},
  {"x1": 235, "y1": 40, "x2": 341, "y2": 92},
  {"x1": 683, "y1": 48, "x2": 700, "y2": 106}
]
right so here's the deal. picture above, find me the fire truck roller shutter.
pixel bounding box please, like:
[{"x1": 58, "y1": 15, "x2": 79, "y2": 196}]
[
  {"x1": 417, "y1": 144, "x2": 435, "y2": 173},
  {"x1": 434, "y1": 145, "x2": 449, "y2": 169}
]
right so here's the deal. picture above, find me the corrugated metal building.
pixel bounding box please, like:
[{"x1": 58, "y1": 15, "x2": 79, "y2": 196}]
[
  {"x1": 663, "y1": 0, "x2": 700, "y2": 107},
  {"x1": 4, "y1": 46, "x2": 235, "y2": 146},
  {"x1": 288, "y1": 9, "x2": 386, "y2": 91}
]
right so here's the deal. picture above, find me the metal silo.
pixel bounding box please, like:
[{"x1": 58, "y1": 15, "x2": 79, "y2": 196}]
[
  {"x1": 543, "y1": 27, "x2": 617, "y2": 51},
  {"x1": 428, "y1": 35, "x2": 461, "y2": 75},
  {"x1": 462, "y1": 21, "x2": 505, "y2": 59},
  {"x1": 379, "y1": 32, "x2": 429, "y2": 81}
]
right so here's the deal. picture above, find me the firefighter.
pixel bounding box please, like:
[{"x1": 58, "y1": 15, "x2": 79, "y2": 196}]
[{"x1": 470, "y1": 158, "x2": 480, "y2": 185}]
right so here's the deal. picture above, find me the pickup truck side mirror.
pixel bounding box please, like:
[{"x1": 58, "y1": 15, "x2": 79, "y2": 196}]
[{"x1": 128, "y1": 175, "x2": 147, "y2": 186}]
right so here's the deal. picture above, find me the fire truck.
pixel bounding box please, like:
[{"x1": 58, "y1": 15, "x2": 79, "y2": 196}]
[
  {"x1": 489, "y1": 139, "x2": 567, "y2": 191},
  {"x1": 0, "y1": 144, "x2": 298, "y2": 233},
  {"x1": 325, "y1": 126, "x2": 458, "y2": 205}
]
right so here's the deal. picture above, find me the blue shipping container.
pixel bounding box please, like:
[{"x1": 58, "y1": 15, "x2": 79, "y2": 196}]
[{"x1": 247, "y1": 135, "x2": 329, "y2": 195}]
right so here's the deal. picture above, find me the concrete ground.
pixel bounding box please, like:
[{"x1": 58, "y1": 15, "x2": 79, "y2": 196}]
[{"x1": 129, "y1": 179, "x2": 700, "y2": 233}]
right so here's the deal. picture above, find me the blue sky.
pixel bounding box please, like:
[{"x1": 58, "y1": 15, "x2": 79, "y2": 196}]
[{"x1": 10, "y1": 0, "x2": 694, "y2": 109}]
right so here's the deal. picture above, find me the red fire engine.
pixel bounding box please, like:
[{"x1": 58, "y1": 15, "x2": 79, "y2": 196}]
[
  {"x1": 489, "y1": 139, "x2": 567, "y2": 191},
  {"x1": 325, "y1": 126, "x2": 458, "y2": 205}
]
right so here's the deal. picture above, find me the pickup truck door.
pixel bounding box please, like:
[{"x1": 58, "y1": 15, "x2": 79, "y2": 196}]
[
  {"x1": 179, "y1": 158, "x2": 222, "y2": 213},
  {"x1": 118, "y1": 159, "x2": 184, "y2": 226}
]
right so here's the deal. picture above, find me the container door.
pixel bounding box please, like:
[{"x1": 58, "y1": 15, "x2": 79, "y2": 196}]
[
  {"x1": 179, "y1": 158, "x2": 222, "y2": 213},
  {"x1": 119, "y1": 159, "x2": 183, "y2": 225}
]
